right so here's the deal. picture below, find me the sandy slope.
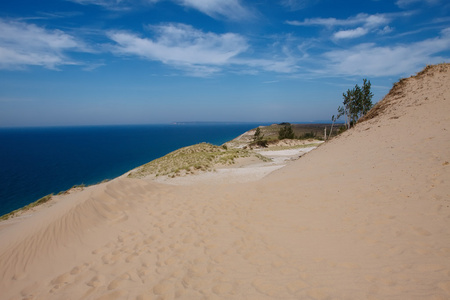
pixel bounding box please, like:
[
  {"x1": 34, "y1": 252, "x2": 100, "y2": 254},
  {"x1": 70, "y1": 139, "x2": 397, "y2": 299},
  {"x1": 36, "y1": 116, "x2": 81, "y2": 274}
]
[{"x1": 0, "y1": 64, "x2": 449, "y2": 300}]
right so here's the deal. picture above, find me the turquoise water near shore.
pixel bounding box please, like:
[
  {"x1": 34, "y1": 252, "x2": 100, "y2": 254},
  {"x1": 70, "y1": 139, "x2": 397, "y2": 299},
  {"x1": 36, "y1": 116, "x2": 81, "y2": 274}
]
[{"x1": 0, "y1": 123, "x2": 267, "y2": 216}]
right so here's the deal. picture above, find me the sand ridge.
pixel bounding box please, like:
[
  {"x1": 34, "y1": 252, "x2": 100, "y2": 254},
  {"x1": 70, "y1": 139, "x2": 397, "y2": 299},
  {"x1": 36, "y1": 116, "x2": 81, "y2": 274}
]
[{"x1": 0, "y1": 63, "x2": 449, "y2": 299}]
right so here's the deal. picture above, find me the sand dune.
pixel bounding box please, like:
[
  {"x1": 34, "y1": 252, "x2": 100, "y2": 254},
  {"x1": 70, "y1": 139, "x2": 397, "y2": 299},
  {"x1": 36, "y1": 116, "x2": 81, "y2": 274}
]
[{"x1": 0, "y1": 64, "x2": 449, "y2": 299}]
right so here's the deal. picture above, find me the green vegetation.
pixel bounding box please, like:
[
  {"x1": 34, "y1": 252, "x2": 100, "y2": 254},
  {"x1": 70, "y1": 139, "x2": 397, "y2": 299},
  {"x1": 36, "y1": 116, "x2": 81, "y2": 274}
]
[
  {"x1": 275, "y1": 124, "x2": 319, "y2": 140},
  {"x1": 0, "y1": 194, "x2": 53, "y2": 221},
  {"x1": 234, "y1": 123, "x2": 330, "y2": 145},
  {"x1": 251, "y1": 127, "x2": 268, "y2": 147},
  {"x1": 299, "y1": 131, "x2": 316, "y2": 140},
  {"x1": 128, "y1": 142, "x2": 271, "y2": 179},
  {"x1": 1, "y1": 178, "x2": 112, "y2": 221},
  {"x1": 278, "y1": 123, "x2": 295, "y2": 140},
  {"x1": 257, "y1": 126, "x2": 283, "y2": 141},
  {"x1": 334, "y1": 78, "x2": 374, "y2": 130},
  {"x1": 57, "y1": 183, "x2": 86, "y2": 195}
]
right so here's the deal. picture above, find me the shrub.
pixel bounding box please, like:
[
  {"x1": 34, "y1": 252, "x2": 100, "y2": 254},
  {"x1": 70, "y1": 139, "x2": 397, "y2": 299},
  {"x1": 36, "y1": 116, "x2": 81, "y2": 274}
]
[
  {"x1": 251, "y1": 127, "x2": 268, "y2": 147},
  {"x1": 278, "y1": 124, "x2": 295, "y2": 139},
  {"x1": 300, "y1": 131, "x2": 316, "y2": 139}
]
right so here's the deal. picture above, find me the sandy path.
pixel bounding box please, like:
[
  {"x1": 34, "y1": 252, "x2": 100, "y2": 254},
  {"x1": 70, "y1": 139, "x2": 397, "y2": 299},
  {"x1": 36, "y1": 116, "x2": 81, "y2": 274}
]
[
  {"x1": 152, "y1": 145, "x2": 319, "y2": 186},
  {"x1": 0, "y1": 64, "x2": 449, "y2": 299}
]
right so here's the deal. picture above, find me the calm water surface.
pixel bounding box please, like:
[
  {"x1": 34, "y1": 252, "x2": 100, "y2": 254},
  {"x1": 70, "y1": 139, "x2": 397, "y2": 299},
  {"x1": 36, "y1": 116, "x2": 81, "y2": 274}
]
[{"x1": 0, "y1": 123, "x2": 266, "y2": 216}]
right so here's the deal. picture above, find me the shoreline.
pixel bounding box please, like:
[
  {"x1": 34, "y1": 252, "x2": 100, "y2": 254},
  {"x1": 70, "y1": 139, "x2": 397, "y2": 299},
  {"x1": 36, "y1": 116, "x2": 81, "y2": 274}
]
[
  {"x1": 0, "y1": 122, "x2": 275, "y2": 217},
  {"x1": 0, "y1": 122, "x2": 331, "y2": 218},
  {"x1": 0, "y1": 126, "x2": 323, "y2": 221}
]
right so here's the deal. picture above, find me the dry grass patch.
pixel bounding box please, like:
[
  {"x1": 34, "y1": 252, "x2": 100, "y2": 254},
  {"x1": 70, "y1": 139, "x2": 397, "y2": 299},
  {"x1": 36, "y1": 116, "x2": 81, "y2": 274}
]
[
  {"x1": 128, "y1": 143, "x2": 271, "y2": 179},
  {"x1": 359, "y1": 63, "x2": 450, "y2": 124},
  {"x1": 0, "y1": 194, "x2": 53, "y2": 221}
]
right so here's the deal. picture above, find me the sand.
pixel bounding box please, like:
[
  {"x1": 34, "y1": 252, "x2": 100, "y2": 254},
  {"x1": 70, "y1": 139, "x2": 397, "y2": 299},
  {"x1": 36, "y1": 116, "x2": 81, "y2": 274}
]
[
  {"x1": 0, "y1": 63, "x2": 449, "y2": 299},
  {"x1": 151, "y1": 144, "x2": 320, "y2": 185}
]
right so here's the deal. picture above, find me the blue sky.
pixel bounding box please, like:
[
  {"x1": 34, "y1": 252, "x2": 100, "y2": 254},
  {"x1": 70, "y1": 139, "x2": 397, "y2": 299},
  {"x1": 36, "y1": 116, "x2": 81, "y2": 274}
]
[{"x1": 0, "y1": 0, "x2": 449, "y2": 127}]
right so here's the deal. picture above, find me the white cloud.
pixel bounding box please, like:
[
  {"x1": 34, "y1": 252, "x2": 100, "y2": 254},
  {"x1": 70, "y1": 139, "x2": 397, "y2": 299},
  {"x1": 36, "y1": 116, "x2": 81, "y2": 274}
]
[
  {"x1": 364, "y1": 14, "x2": 391, "y2": 28},
  {"x1": 107, "y1": 23, "x2": 300, "y2": 76},
  {"x1": 379, "y1": 26, "x2": 394, "y2": 35},
  {"x1": 0, "y1": 19, "x2": 86, "y2": 69},
  {"x1": 287, "y1": 13, "x2": 396, "y2": 40},
  {"x1": 70, "y1": 0, "x2": 252, "y2": 20},
  {"x1": 286, "y1": 13, "x2": 390, "y2": 28},
  {"x1": 286, "y1": 17, "x2": 345, "y2": 27},
  {"x1": 323, "y1": 28, "x2": 450, "y2": 77},
  {"x1": 108, "y1": 23, "x2": 248, "y2": 76},
  {"x1": 333, "y1": 27, "x2": 368, "y2": 39},
  {"x1": 177, "y1": 0, "x2": 253, "y2": 21},
  {"x1": 69, "y1": 0, "x2": 126, "y2": 10}
]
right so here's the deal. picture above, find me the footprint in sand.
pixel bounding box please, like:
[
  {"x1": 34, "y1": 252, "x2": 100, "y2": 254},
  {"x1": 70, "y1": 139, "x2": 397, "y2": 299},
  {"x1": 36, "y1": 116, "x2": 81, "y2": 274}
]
[
  {"x1": 49, "y1": 263, "x2": 92, "y2": 293},
  {"x1": 49, "y1": 273, "x2": 71, "y2": 292},
  {"x1": 164, "y1": 256, "x2": 179, "y2": 266},
  {"x1": 86, "y1": 275, "x2": 105, "y2": 288},
  {"x1": 136, "y1": 267, "x2": 151, "y2": 283},
  {"x1": 286, "y1": 279, "x2": 309, "y2": 294},
  {"x1": 107, "y1": 273, "x2": 130, "y2": 290},
  {"x1": 20, "y1": 282, "x2": 40, "y2": 298},
  {"x1": 181, "y1": 275, "x2": 193, "y2": 289},
  {"x1": 168, "y1": 242, "x2": 182, "y2": 251},
  {"x1": 70, "y1": 263, "x2": 89, "y2": 275},
  {"x1": 169, "y1": 268, "x2": 184, "y2": 279},
  {"x1": 187, "y1": 264, "x2": 209, "y2": 277},
  {"x1": 51, "y1": 273, "x2": 71, "y2": 286},
  {"x1": 102, "y1": 252, "x2": 121, "y2": 265},
  {"x1": 143, "y1": 235, "x2": 157, "y2": 245},
  {"x1": 152, "y1": 280, "x2": 173, "y2": 296},
  {"x1": 125, "y1": 252, "x2": 139, "y2": 263}
]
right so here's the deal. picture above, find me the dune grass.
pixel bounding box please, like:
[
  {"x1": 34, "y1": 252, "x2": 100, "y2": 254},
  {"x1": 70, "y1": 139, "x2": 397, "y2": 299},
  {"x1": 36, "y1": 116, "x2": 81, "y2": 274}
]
[
  {"x1": 0, "y1": 179, "x2": 112, "y2": 221},
  {"x1": 0, "y1": 194, "x2": 53, "y2": 221},
  {"x1": 128, "y1": 142, "x2": 271, "y2": 179}
]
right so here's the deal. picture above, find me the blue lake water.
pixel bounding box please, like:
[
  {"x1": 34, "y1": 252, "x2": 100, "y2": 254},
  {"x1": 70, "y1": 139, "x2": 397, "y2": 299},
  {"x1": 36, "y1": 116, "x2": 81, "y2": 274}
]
[{"x1": 0, "y1": 123, "x2": 267, "y2": 216}]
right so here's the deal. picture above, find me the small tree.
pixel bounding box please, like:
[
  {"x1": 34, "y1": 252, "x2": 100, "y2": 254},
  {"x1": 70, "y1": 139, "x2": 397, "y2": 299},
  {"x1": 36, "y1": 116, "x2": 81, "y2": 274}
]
[
  {"x1": 336, "y1": 79, "x2": 373, "y2": 129},
  {"x1": 361, "y1": 79, "x2": 374, "y2": 116},
  {"x1": 278, "y1": 124, "x2": 295, "y2": 140},
  {"x1": 253, "y1": 127, "x2": 268, "y2": 147},
  {"x1": 254, "y1": 127, "x2": 262, "y2": 141}
]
